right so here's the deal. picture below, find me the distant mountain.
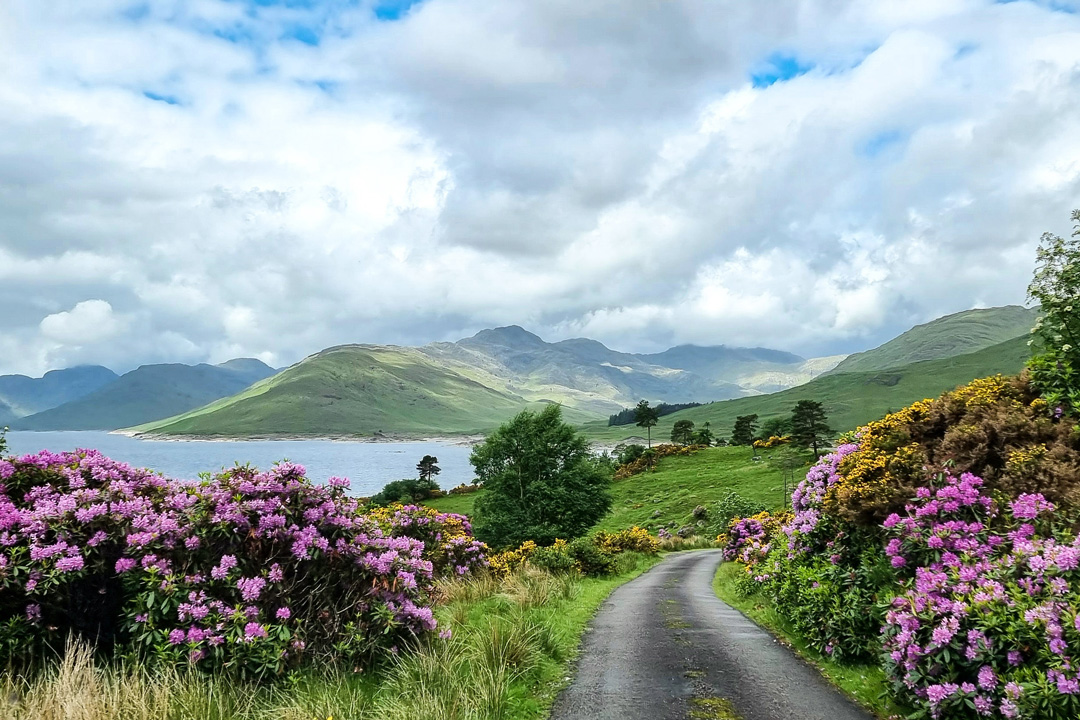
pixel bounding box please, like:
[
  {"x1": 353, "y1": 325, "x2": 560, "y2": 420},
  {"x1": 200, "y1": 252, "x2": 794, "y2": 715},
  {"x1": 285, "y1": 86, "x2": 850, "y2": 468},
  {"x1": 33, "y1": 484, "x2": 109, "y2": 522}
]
[
  {"x1": 136, "y1": 328, "x2": 830, "y2": 437},
  {"x1": 827, "y1": 305, "x2": 1038, "y2": 375},
  {"x1": 12, "y1": 359, "x2": 276, "y2": 431},
  {"x1": 0, "y1": 365, "x2": 118, "y2": 417},
  {"x1": 585, "y1": 334, "x2": 1032, "y2": 444},
  {"x1": 134, "y1": 345, "x2": 542, "y2": 437}
]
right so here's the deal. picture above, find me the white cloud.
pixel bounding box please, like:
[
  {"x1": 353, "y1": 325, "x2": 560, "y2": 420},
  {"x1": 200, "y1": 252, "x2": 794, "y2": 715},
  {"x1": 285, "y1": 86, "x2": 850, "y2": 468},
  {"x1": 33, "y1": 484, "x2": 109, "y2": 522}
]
[{"x1": 0, "y1": 0, "x2": 1078, "y2": 375}]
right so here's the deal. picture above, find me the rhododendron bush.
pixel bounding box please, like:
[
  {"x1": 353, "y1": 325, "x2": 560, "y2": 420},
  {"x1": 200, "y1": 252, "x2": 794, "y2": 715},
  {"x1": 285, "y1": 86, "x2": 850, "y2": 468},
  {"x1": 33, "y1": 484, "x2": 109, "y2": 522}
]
[
  {"x1": 723, "y1": 375, "x2": 1080, "y2": 719},
  {"x1": 0, "y1": 449, "x2": 486, "y2": 678}
]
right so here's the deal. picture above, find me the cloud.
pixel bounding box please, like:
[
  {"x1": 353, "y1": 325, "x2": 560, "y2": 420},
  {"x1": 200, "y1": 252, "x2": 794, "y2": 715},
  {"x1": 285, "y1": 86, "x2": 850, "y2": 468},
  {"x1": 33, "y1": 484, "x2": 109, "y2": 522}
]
[{"x1": 0, "y1": 0, "x2": 1078, "y2": 375}]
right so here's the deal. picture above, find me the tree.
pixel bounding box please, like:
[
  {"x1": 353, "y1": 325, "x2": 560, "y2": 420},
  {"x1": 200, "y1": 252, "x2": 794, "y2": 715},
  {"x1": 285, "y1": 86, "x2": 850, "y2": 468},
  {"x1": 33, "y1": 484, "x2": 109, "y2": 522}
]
[
  {"x1": 692, "y1": 421, "x2": 715, "y2": 447},
  {"x1": 470, "y1": 405, "x2": 613, "y2": 548},
  {"x1": 634, "y1": 400, "x2": 660, "y2": 448},
  {"x1": 758, "y1": 416, "x2": 791, "y2": 441},
  {"x1": 1027, "y1": 209, "x2": 1080, "y2": 414},
  {"x1": 790, "y1": 400, "x2": 833, "y2": 457},
  {"x1": 730, "y1": 414, "x2": 759, "y2": 446},
  {"x1": 670, "y1": 419, "x2": 695, "y2": 445},
  {"x1": 368, "y1": 477, "x2": 440, "y2": 506},
  {"x1": 416, "y1": 455, "x2": 441, "y2": 482}
]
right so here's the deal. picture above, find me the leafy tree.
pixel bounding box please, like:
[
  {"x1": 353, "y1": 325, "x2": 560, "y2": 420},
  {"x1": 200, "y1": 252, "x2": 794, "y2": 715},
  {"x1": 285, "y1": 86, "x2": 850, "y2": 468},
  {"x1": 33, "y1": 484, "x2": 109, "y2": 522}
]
[
  {"x1": 416, "y1": 455, "x2": 441, "y2": 482},
  {"x1": 1028, "y1": 209, "x2": 1080, "y2": 414},
  {"x1": 692, "y1": 421, "x2": 715, "y2": 447},
  {"x1": 471, "y1": 405, "x2": 612, "y2": 548},
  {"x1": 759, "y1": 416, "x2": 791, "y2": 441},
  {"x1": 634, "y1": 400, "x2": 660, "y2": 448},
  {"x1": 790, "y1": 400, "x2": 833, "y2": 457},
  {"x1": 670, "y1": 419, "x2": 695, "y2": 445},
  {"x1": 367, "y1": 478, "x2": 441, "y2": 506},
  {"x1": 730, "y1": 414, "x2": 759, "y2": 446}
]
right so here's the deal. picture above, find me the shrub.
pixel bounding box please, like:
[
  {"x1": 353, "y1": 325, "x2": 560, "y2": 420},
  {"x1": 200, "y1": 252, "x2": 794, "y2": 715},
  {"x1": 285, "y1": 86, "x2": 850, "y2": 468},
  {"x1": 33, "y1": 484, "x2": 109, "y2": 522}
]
[
  {"x1": 366, "y1": 478, "x2": 442, "y2": 506},
  {"x1": 528, "y1": 539, "x2": 578, "y2": 575},
  {"x1": 613, "y1": 443, "x2": 646, "y2": 466},
  {"x1": 593, "y1": 526, "x2": 659, "y2": 555},
  {"x1": 566, "y1": 537, "x2": 615, "y2": 577},
  {"x1": 613, "y1": 443, "x2": 704, "y2": 480},
  {"x1": 0, "y1": 450, "x2": 487, "y2": 677},
  {"x1": 708, "y1": 492, "x2": 767, "y2": 536}
]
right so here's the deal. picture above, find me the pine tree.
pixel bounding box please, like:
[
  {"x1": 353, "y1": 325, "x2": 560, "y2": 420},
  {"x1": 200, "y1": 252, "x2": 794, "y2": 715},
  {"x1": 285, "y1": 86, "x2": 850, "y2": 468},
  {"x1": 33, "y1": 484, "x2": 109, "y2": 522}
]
[
  {"x1": 790, "y1": 400, "x2": 833, "y2": 457},
  {"x1": 634, "y1": 400, "x2": 660, "y2": 448}
]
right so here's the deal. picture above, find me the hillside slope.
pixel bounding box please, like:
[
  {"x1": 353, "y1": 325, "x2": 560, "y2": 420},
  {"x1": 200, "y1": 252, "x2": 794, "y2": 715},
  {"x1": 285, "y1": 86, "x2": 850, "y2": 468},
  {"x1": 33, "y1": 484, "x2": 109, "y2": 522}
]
[
  {"x1": 0, "y1": 366, "x2": 118, "y2": 417},
  {"x1": 827, "y1": 305, "x2": 1037, "y2": 375},
  {"x1": 583, "y1": 335, "x2": 1031, "y2": 445},
  {"x1": 134, "y1": 345, "x2": 554, "y2": 437},
  {"x1": 13, "y1": 359, "x2": 276, "y2": 431}
]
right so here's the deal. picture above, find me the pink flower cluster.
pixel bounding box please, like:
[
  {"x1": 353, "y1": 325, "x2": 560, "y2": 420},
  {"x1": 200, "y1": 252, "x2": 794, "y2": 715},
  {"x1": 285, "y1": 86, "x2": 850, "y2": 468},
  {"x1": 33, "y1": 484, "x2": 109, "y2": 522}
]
[{"x1": 0, "y1": 449, "x2": 487, "y2": 676}]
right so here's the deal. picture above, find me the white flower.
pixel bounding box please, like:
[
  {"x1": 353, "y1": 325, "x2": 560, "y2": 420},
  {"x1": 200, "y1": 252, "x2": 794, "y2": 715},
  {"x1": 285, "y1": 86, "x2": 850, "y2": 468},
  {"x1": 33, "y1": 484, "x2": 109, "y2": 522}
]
[{"x1": 1063, "y1": 344, "x2": 1073, "y2": 353}]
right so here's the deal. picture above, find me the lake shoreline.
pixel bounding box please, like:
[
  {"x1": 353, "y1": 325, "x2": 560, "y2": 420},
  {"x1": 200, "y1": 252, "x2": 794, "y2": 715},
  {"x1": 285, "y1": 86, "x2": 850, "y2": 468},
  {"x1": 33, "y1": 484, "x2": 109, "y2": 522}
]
[{"x1": 111, "y1": 429, "x2": 487, "y2": 446}]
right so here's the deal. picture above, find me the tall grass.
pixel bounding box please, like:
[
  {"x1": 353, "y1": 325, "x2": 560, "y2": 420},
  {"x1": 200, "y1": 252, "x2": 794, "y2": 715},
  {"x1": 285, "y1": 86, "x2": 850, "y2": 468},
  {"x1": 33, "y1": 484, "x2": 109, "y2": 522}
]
[{"x1": 1, "y1": 555, "x2": 660, "y2": 720}]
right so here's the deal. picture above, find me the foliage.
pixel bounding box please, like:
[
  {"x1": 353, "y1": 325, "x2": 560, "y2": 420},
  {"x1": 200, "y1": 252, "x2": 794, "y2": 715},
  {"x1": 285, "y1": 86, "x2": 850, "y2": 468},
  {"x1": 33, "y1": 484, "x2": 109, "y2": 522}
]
[
  {"x1": 416, "y1": 455, "x2": 441, "y2": 482},
  {"x1": 790, "y1": 399, "x2": 833, "y2": 456},
  {"x1": 708, "y1": 492, "x2": 767, "y2": 537},
  {"x1": 0, "y1": 450, "x2": 487, "y2": 678},
  {"x1": 692, "y1": 421, "x2": 715, "y2": 447},
  {"x1": 488, "y1": 527, "x2": 659, "y2": 579},
  {"x1": 634, "y1": 400, "x2": 660, "y2": 447},
  {"x1": 607, "y1": 402, "x2": 702, "y2": 427},
  {"x1": 366, "y1": 477, "x2": 442, "y2": 506},
  {"x1": 759, "y1": 416, "x2": 791, "y2": 442},
  {"x1": 613, "y1": 443, "x2": 703, "y2": 480},
  {"x1": 1027, "y1": 209, "x2": 1080, "y2": 415},
  {"x1": 470, "y1": 405, "x2": 613, "y2": 549},
  {"x1": 725, "y1": 371, "x2": 1080, "y2": 718},
  {"x1": 613, "y1": 443, "x2": 646, "y2": 466},
  {"x1": 730, "y1": 414, "x2": 759, "y2": 446},
  {"x1": 670, "y1": 419, "x2": 695, "y2": 445},
  {"x1": 753, "y1": 435, "x2": 790, "y2": 449}
]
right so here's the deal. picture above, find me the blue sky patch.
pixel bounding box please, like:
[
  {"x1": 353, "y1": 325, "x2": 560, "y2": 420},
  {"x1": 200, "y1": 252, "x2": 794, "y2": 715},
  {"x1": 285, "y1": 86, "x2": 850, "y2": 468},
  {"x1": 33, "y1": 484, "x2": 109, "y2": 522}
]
[
  {"x1": 751, "y1": 53, "x2": 814, "y2": 88},
  {"x1": 143, "y1": 91, "x2": 182, "y2": 106},
  {"x1": 284, "y1": 23, "x2": 321, "y2": 45},
  {"x1": 375, "y1": 0, "x2": 423, "y2": 21}
]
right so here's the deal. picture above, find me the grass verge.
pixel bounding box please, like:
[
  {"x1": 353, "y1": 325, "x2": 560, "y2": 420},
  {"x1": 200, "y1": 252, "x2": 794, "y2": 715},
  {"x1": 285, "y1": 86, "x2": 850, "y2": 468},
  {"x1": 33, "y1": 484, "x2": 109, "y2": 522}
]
[
  {"x1": 2, "y1": 555, "x2": 661, "y2": 720},
  {"x1": 711, "y1": 563, "x2": 910, "y2": 720}
]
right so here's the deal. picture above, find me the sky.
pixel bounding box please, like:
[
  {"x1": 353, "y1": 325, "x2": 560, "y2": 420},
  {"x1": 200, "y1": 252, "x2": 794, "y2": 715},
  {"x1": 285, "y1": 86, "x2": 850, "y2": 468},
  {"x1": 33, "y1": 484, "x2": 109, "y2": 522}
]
[{"x1": 1, "y1": 0, "x2": 1079, "y2": 376}]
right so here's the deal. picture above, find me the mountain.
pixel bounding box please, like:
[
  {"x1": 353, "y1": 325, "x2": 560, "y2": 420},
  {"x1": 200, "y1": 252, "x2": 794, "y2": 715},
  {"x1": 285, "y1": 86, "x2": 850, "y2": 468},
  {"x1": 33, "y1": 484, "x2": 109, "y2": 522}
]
[
  {"x1": 136, "y1": 328, "x2": 829, "y2": 437},
  {"x1": 583, "y1": 335, "x2": 1032, "y2": 445},
  {"x1": 133, "y1": 345, "x2": 545, "y2": 437},
  {"x1": 12, "y1": 359, "x2": 276, "y2": 431},
  {"x1": 0, "y1": 365, "x2": 119, "y2": 418},
  {"x1": 826, "y1": 306, "x2": 1038, "y2": 375},
  {"x1": 421, "y1": 327, "x2": 750, "y2": 415}
]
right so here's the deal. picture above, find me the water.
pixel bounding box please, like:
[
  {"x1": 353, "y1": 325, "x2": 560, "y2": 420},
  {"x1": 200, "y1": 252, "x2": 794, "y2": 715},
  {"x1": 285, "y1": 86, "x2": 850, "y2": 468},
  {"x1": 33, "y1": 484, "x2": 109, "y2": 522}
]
[{"x1": 3, "y1": 431, "x2": 477, "y2": 497}]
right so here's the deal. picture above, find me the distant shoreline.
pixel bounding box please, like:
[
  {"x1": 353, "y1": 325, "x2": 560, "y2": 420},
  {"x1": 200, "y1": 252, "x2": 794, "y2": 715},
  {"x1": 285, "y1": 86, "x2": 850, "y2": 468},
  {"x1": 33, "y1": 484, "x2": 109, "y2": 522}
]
[{"x1": 109, "y1": 429, "x2": 487, "y2": 446}]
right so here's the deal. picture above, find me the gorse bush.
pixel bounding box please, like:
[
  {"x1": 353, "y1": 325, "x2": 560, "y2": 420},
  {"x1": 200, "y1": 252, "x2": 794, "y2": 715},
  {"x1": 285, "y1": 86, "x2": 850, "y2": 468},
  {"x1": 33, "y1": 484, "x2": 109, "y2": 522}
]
[
  {"x1": 0, "y1": 450, "x2": 486, "y2": 678},
  {"x1": 723, "y1": 374, "x2": 1080, "y2": 718},
  {"x1": 487, "y1": 526, "x2": 659, "y2": 579},
  {"x1": 613, "y1": 443, "x2": 703, "y2": 480}
]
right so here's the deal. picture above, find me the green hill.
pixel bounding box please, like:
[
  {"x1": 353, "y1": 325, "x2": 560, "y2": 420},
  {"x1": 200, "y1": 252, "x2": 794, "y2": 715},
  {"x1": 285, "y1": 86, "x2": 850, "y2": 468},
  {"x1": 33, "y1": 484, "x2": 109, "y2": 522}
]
[
  {"x1": 134, "y1": 345, "x2": 591, "y2": 437},
  {"x1": 582, "y1": 334, "x2": 1032, "y2": 445},
  {"x1": 427, "y1": 444, "x2": 805, "y2": 533},
  {"x1": 827, "y1": 305, "x2": 1037, "y2": 375},
  {"x1": 13, "y1": 360, "x2": 275, "y2": 431}
]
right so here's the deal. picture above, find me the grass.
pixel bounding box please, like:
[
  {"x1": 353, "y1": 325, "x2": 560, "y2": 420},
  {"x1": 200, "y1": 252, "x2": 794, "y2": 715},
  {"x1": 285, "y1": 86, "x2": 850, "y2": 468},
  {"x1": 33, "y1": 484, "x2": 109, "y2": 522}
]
[
  {"x1": 712, "y1": 563, "x2": 909, "y2": 720},
  {"x1": 2, "y1": 556, "x2": 661, "y2": 720},
  {"x1": 581, "y1": 334, "x2": 1031, "y2": 446},
  {"x1": 428, "y1": 446, "x2": 809, "y2": 535},
  {"x1": 827, "y1": 305, "x2": 1036, "y2": 375},
  {"x1": 135, "y1": 345, "x2": 602, "y2": 438}
]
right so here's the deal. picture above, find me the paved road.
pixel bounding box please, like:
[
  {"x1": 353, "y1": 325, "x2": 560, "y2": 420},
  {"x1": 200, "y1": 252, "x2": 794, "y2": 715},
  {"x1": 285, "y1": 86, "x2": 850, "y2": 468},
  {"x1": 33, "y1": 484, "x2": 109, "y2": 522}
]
[{"x1": 549, "y1": 550, "x2": 874, "y2": 720}]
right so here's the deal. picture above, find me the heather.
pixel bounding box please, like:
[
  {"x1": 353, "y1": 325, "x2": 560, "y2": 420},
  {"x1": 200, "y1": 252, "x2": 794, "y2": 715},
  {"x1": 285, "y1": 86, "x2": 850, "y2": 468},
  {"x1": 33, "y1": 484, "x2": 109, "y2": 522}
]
[{"x1": 0, "y1": 449, "x2": 486, "y2": 678}]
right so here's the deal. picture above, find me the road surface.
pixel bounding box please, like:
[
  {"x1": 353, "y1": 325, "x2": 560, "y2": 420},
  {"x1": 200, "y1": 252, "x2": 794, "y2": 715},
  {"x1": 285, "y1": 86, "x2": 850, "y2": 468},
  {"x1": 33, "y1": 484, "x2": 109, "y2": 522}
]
[{"x1": 549, "y1": 549, "x2": 874, "y2": 720}]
